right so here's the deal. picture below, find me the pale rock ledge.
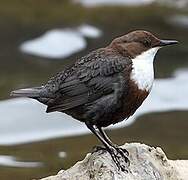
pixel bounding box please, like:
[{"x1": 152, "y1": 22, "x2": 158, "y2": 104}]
[{"x1": 40, "y1": 143, "x2": 188, "y2": 180}]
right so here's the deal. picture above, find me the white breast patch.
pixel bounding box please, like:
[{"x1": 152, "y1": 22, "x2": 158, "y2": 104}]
[{"x1": 130, "y1": 47, "x2": 159, "y2": 91}]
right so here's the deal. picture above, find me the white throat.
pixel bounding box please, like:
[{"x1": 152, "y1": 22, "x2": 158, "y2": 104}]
[{"x1": 130, "y1": 47, "x2": 159, "y2": 91}]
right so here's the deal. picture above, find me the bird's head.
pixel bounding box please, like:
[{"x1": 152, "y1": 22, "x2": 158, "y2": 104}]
[{"x1": 110, "y1": 30, "x2": 178, "y2": 59}]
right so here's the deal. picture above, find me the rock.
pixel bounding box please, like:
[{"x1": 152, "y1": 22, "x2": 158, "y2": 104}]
[{"x1": 40, "y1": 143, "x2": 188, "y2": 180}]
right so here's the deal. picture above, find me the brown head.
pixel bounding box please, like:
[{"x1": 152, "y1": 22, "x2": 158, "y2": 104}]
[{"x1": 109, "y1": 30, "x2": 178, "y2": 58}]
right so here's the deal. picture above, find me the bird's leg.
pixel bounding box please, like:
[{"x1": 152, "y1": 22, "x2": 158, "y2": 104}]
[
  {"x1": 91, "y1": 126, "x2": 113, "y2": 153},
  {"x1": 98, "y1": 127, "x2": 129, "y2": 156},
  {"x1": 97, "y1": 127, "x2": 114, "y2": 146},
  {"x1": 85, "y1": 121, "x2": 128, "y2": 171},
  {"x1": 97, "y1": 126, "x2": 129, "y2": 163}
]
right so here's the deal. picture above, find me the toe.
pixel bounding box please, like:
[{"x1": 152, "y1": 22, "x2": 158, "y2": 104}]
[{"x1": 91, "y1": 145, "x2": 106, "y2": 154}]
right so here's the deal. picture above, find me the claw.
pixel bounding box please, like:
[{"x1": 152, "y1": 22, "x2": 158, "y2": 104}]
[
  {"x1": 91, "y1": 145, "x2": 107, "y2": 155},
  {"x1": 107, "y1": 147, "x2": 129, "y2": 172},
  {"x1": 112, "y1": 144, "x2": 129, "y2": 156},
  {"x1": 114, "y1": 147, "x2": 129, "y2": 163},
  {"x1": 118, "y1": 147, "x2": 129, "y2": 156},
  {"x1": 110, "y1": 151, "x2": 128, "y2": 172},
  {"x1": 91, "y1": 145, "x2": 129, "y2": 171}
]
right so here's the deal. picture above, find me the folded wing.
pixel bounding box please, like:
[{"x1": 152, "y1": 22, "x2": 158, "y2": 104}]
[{"x1": 46, "y1": 49, "x2": 132, "y2": 113}]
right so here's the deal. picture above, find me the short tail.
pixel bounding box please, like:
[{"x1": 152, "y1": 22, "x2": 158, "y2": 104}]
[{"x1": 10, "y1": 87, "x2": 42, "y2": 98}]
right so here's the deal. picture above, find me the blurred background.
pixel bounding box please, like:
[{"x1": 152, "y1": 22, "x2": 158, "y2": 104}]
[{"x1": 0, "y1": 0, "x2": 188, "y2": 179}]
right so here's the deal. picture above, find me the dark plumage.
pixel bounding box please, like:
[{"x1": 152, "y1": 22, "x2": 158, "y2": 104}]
[
  {"x1": 45, "y1": 49, "x2": 133, "y2": 127},
  {"x1": 11, "y1": 30, "x2": 178, "y2": 171}
]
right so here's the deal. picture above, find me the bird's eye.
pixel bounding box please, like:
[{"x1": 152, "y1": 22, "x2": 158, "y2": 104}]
[{"x1": 143, "y1": 39, "x2": 151, "y2": 47}]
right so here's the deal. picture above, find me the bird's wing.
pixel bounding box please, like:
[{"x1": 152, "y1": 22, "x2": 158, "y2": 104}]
[{"x1": 46, "y1": 49, "x2": 132, "y2": 112}]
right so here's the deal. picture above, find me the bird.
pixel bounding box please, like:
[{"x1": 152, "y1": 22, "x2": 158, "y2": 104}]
[{"x1": 11, "y1": 30, "x2": 178, "y2": 171}]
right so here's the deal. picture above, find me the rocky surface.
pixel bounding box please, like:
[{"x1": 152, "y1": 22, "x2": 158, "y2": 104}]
[{"x1": 40, "y1": 143, "x2": 188, "y2": 180}]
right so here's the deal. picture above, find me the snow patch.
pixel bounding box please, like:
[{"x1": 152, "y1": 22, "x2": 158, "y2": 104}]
[
  {"x1": 74, "y1": 0, "x2": 155, "y2": 7},
  {"x1": 58, "y1": 152, "x2": 67, "y2": 158},
  {"x1": 168, "y1": 15, "x2": 188, "y2": 28},
  {"x1": 77, "y1": 24, "x2": 102, "y2": 38},
  {"x1": 20, "y1": 25, "x2": 102, "y2": 59},
  {"x1": 0, "y1": 155, "x2": 42, "y2": 168}
]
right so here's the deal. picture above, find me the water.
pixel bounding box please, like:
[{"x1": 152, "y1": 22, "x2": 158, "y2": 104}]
[{"x1": 0, "y1": 0, "x2": 188, "y2": 179}]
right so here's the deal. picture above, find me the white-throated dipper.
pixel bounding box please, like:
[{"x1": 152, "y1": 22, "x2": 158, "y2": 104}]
[{"x1": 11, "y1": 30, "x2": 178, "y2": 171}]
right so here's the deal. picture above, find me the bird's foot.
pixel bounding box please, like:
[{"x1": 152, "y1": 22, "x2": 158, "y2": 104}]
[
  {"x1": 111, "y1": 144, "x2": 129, "y2": 157},
  {"x1": 109, "y1": 147, "x2": 130, "y2": 172},
  {"x1": 113, "y1": 146, "x2": 130, "y2": 164},
  {"x1": 91, "y1": 145, "x2": 107, "y2": 154},
  {"x1": 91, "y1": 145, "x2": 129, "y2": 171}
]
